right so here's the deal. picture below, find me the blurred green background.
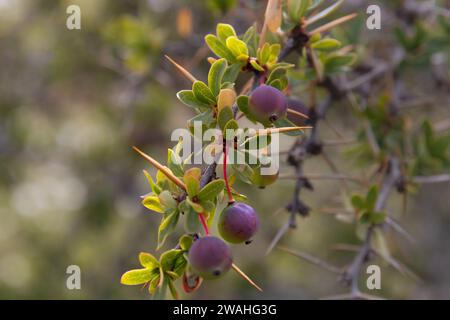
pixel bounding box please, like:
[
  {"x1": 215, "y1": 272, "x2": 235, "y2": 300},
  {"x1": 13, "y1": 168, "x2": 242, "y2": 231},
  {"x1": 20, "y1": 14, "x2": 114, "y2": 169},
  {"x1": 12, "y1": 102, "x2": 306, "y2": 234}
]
[{"x1": 0, "y1": 0, "x2": 449, "y2": 299}]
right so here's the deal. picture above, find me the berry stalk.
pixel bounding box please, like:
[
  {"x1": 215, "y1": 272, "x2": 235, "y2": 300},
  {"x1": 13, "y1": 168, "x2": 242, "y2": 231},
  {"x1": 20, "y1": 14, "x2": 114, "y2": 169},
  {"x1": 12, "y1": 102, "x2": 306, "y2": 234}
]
[
  {"x1": 222, "y1": 141, "x2": 235, "y2": 204},
  {"x1": 198, "y1": 213, "x2": 209, "y2": 235}
]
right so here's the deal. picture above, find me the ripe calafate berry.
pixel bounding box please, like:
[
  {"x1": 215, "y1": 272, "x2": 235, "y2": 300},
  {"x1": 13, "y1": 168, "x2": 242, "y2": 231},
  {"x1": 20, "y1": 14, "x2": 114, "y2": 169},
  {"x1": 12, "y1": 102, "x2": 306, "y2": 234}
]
[
  {"x1": 218, "y1": 202, "x2": 259, "y2": 244},
  {"x1": 249, "y1": 85, "x2": 287, "y2": 126},
  {"x1": 188, "y1": 236, "x2": 232, "y2": 279},
  {"x1": 251, "y1": 166, "x2": 279, "y2": 188}
]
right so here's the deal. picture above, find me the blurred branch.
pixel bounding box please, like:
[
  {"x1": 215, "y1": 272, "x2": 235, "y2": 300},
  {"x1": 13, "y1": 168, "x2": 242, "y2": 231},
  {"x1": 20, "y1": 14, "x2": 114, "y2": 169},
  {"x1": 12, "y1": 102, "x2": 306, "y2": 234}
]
[
  {"x1": 341, "y1": 157, "x2": 402, "y2": 295},
  {"x1": 411, "y1": 174, "x2": 450, "y2": 184},
  {"x1": 278, "y1": 246, "x2": 342, "y2": 274}
]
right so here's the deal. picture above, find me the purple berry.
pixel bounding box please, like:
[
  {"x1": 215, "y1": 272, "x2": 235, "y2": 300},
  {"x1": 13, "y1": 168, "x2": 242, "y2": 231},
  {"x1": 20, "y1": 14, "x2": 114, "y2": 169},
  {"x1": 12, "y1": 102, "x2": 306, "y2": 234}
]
[
  {"x1": 218, "y1": 202, "x2": 259, "y2": 244},
  {"x1": 188, "y1": 236, "x2": 232, "y2": 279},
  {"x1": 249, "y1": 85, "x2": 287, "y2": 126}
]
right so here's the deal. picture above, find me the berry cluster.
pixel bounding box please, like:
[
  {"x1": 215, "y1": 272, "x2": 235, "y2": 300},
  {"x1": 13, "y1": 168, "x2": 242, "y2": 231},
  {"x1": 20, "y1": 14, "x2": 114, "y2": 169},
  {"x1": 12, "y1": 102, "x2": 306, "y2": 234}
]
[{"x1": 120, "y1": 0, "x2": 360, "y2": 299}]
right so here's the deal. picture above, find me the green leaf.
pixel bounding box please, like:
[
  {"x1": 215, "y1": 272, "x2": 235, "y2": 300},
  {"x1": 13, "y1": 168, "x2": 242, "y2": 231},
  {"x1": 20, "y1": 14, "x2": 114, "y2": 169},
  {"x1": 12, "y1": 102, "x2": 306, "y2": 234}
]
[
  {"x1": 205, "y1": 34, "x2": 237, "y2": 62},
  {"x1": 179, "y1": 235, "x2": 193, "y2": 250},
  {"x1": 198, "y1": 179, "x2": 225, "y2": 202},
  {"x1": 222, "y1": 63, "x2": 241, "y2": 83},
  {"x1": 158, "y1": 190, "x2": 177, "y2": 209},
  {"x1": 366, "y1": 186, "x2": 378, "y2": 211},
  {"x1": 121, "y1": 268, "x2": 154, "y2": 285},
  {"x1": 168, "y1": 280, "x2": 179, "y2": 299},
  {"x1": 370, "y1": 211, "x2": 386, "y2": 224},
  {"x1": 192, "y1": 81, "x2": 216, "y2": 105},
  {"x1": 139, "y1": 252, "x2": 159, "y2": 268},
  {"x1": 268, "y1": 44, "x2": 281, "y2": 63},
  {"x1": 185, "y1": 177, "x2": 200, "y2": 198},
  {"x1": 267, "y1": 67, "x2": 287, "y2": 85},
  {"x1": 236, "y1": 95, "x2": 250, "y2": 116},
  {"x1": 188, "y1": 109, "x2": 215, "y2": 132},
  {"x1": 242, "y1": 25, "x2": 258, "y2": 57},
  {"x1": 184, "y1": 207, "x2": 202, "y2": 233},
  {"x1": 288, "y1": 0, "x2": 309, "y2": 22},
  {"x1": 224, "y1": 119, "x2": 239, "y2": 139},
  {"x1": 268, "y1": 78, "x2": 286, "y2": 91},
  {"x1": 183, "y1": 167, "x2": 201, "y2": 198},
  {"x1": 149, "y1": 275, "x2": 160, "y2": 294},
  {"x1": 142, "y1": 196, "x2": 164, "y2": 213},
  {"x1": 186, "y1": 197, "x2": 204, "y2": 213},
  {"x1": 160, "y1": 249, "x2": 183, "y2": 271},
  {"x1": 157, "y1": 209, "x2": 180, "y2": 249},
  {"x1": 208, "y1": 58, "x2": 228, "y2": 97},
  {"x1": 351, "y1": 195, "x2": 365, "y2": 210},
  {"x1": 201, "y1": 200, "x2": 216, "y2": 215},
  {"x1": 216, "y1": 23, "x2": 236, "y2": 42},
  {"x1": 143, "y1": 170, "x2": 161, "y2": 195},
  {"x1": 250, "y1": 59, "x2": 265, "y2": 72},
  {"x1": 311, "y1": 38, "x2": 341, "y2": 51},
  {"x1": 226, "y1": 36, "x2": 249, "y2": 57},
  {"x1": 232, "y1": 164, "x2": 254, "y2": 184},
  {"x1": 218, "y1": 106, "x2": 234, "y2": 131},
  {"x1": 177, "y1": 90, "x2": 211, "y2": 110},
  {"x1": 168, "y1": 149, "x2": 184, "y2": 177},
  {"x1": 258, "y1": 43, "x2": 271, "y2": 65}
]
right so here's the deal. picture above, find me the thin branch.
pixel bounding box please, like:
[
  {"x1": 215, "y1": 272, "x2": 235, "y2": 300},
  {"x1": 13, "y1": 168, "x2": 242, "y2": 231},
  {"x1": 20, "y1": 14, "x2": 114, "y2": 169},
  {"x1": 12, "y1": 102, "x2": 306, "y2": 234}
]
[
  {"x1": 278, "y1": 246, "x2": 342, "y2": 274},
  {"x1": 341, "y1": 157, "x2": 402, "y2": 294}
]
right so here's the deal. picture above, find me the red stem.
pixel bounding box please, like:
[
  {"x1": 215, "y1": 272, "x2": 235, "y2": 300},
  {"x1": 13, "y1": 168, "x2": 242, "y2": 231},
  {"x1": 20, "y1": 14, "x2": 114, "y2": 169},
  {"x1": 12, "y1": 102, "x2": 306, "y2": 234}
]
[
  {"x1": 198, "y1": 213, "x2": 209, "y2": 235},
  {"x1": 223, "y1": 143, "x2": 235, "y2": 204}
]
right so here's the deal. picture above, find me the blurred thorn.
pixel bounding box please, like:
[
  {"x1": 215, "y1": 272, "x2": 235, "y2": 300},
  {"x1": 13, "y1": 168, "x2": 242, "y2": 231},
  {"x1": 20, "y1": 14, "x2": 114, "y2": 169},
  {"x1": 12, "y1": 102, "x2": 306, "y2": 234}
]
[
  {"x1": 307, "y1": 45, "x2": 323, "y2": 82},
  {"x1": 265, "y1": 222, "x2": 290, "y2": 255},
  {"x1": 321, "y1": 151, "x2": 351, "y2": 191},
  {"x1": 322, "y1": 118, "x2": 345, "y2": 139},
  {"x1": 272, "y1": 207, "x2": 286, "y2": 217},
  {"x1": 278, "y1": 246, "x2": 342, "y2": 274},
  {"x1": 373, "y1": 249, "x2": 422, "y2": 283},
  {"x1": 164, "y1": 55, "x2": 197, "y2": 83},
  {"x1": 304, "y1": 0, "x2": 346, "y2": 27},
  {"x1": 231, "y1": 263, "x2": 263, "y2": 292},
  {"x1": 330, "y1": 243, "x2": 360, "y2": 252},
  {"x1": 287, "y1": 108, "x2": 309, "y2": 119},
  {"x1": 255, "y1": 126, "x2": 313, "y2": 136},
  {"x1": 308, "y1": 13, "x2": 358, "y2": 35},
  {"x1": 385, "y1": 217, "x2": 415, "y2": 244}
]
